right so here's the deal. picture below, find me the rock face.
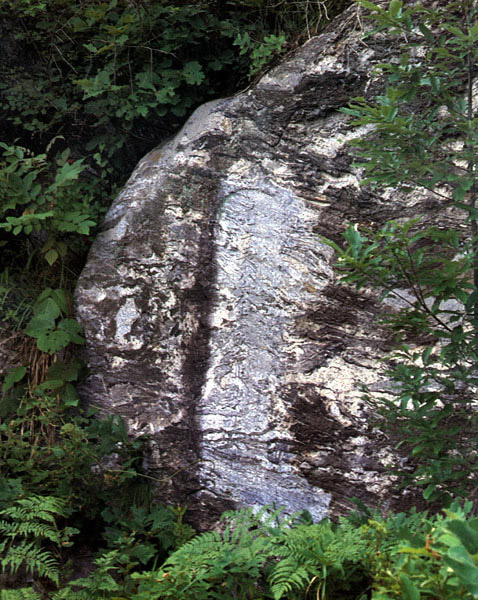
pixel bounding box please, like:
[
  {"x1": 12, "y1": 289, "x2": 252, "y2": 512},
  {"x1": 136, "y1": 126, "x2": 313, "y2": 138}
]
[{"x1": 76, "y1": 5, "x2": 435, "y2": 526}]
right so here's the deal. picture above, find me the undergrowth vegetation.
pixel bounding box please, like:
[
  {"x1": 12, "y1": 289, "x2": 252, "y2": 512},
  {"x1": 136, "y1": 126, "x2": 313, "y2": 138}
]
[
  {"x1": 330, "y1": 0, "x2": 478, "y2": 505},
  {"x1": 2, "y1": 0, "x2": 478, "y2": 597}
]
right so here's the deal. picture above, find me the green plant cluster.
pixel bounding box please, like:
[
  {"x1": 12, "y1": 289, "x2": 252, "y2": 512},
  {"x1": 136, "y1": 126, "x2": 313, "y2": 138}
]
[
  {"x1": 0, "y1": 496, "x2": 77, "y2": 586},
  {"x1": 322, "y1": 0, "x2": 478, "y2": 504},
  {"x1": 0, "y1": 0, "x2": 351, "y2": 595},
  {"x1": 7, "y1": 0, "x2": 478, "y2": 597},
  {"x1": 0, "y1": 351, "x2": 195, "y2": 591},
  {"x1": 0, "y1": 0, "x2": 343, "y2": 312},
  {"x1": 5, "y1": 502, "x2": 478, "y2": 599},
  {"x1": 131, "y1": 502, "x2": 478, "y2": 600},
  {"x1": 0, "y1": 0, "x2": 339, "y2": 198}
]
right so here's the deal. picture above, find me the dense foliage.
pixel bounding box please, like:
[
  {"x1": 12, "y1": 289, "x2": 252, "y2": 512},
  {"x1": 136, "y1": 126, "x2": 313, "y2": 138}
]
[
  {"x1": 4, "y1": 501, "x2": 478, "y2": 598},
  {"x1": 328, "y1": 0, "x2": 478, "y2": 505},
  {"x1": 0, "y1": 0, "x2": 347, "y2": 275},
  {"x1": 3, "y1": 0, "x2": 478, "y2": 597}
]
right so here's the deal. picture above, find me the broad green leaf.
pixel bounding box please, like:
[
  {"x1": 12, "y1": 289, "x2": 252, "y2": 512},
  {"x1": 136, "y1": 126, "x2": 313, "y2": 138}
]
[
  {"x1": 182, "y1": 61, "x2": 205, "y2": 85},
  {"x1": 35, "y1": 287, "x2": 54, "y2": 304},
  {"x1": 45, "y1": 359, "x2": 82, "y2": 383},
  {"x1": 24, "y1": 315, "x2": 55, "y2": 338},
  {"x1": 136, "y1": 71, "x2": 155, "y2": 91},
  {"x1": 53, "y1": 159, "x2": 84, "y2": 186},
  {"x1": 447, "y1": 520, "x2": 478, "y2": 555},
  {"x1": 57, "y1": 319, "x2": 85, "y2": 345},
  {"x1": 50, "y1": 289, "x2": 70, "y2": 315},
  {"x1": 131, "y1": 543, "x2": 156, "y2": 565},
  {"x1": 44, "y1": 248, "x2": 59, "y2": 265},
  {"x1": 33, "y1": 297, "x2": 61, "y2": 320},
  {"x1": 36, "y1": 328, "x2": 71, "y2": 354},
  {"x1": 2, "y1": 366, "x2": 27, "y2": 393},
  {"x1": 444, "y1": 546, "x2": 478, "y2": 598},
  {"x1": 400, "y1": 574, "x2": 420, "y2": 600},
  {"x1": 40, "y1": 378, "x2": 65, "y2": 390}
]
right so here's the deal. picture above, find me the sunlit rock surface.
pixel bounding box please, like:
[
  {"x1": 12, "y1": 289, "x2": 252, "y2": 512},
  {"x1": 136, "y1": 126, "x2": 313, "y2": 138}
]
[{"x1": 75, "y1": 5, "x2": 435, "y2": 526}]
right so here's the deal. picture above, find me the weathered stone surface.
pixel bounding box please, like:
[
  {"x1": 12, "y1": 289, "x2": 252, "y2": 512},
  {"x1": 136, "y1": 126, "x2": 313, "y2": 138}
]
[{"x1": 75, "y1": 5, "x2": 435, "y2": 527}]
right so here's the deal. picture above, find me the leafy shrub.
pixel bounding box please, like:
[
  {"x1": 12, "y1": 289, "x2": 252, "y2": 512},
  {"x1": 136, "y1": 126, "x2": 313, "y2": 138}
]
[
  {"x1": 323, "y1": 0, "x2": 478, "y2": 503},
  {"x1": 0, "y1": 0, "x2": 307, "y2": 178},
  {"x1": 0, "y1": 388, "x2": 148, "y2": 518},
  {"x1": 131, "y1": 506, "x2": 282, "y2": 600},
  {"x1": 0, "y1": 141, "x2": 98, "y2": 262},
  {"x1": 0, "y1": 0, "x2": 348, "y2": 183},
  {"x1": 131, "y1": 506, "x2": 371, "y2": 600},
  {"x1": 128, "y1": 503, "x2": 478, "y2": 600},
  {"x1": 269, "y1": 517, "x2": 370, "y2": 599},
  {"x1": 51, "y1": 504, "x2": 195, "y2": 599},
  {"x1": 4, "y1": 501, "x2": 478, "y2": 599}
]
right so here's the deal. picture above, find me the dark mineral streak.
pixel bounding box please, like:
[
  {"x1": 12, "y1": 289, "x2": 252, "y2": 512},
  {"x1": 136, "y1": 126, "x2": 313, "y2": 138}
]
[{"x1": 76, "y1": 5, "x2": 436, "y2": 527}]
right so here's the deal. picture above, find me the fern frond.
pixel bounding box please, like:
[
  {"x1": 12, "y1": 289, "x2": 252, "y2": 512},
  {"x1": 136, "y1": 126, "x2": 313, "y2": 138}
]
[
  {"x1": 1, "y1": 541, "x2": 59, "y2": 584},
  {"x1": 268, "y1": 519, "x2": 371, "y2": 600},
  {"x1": 50, "y1": 590, "x2": 90, "y2": 600},
  {"x1": 269, "y1": 556, "x2": 313, "y2": 600},
  {"x1": 163, "y1": 530, "x2": 225, "y2": 568},
  {"x1": 0, "y1": 589, "x2": 42, "y2": 600},
  {"x1": 0, "y1": 520, "x2": 60, "y2": 543},
  {"x1": 0, "y1": 496, "x2": 68, "y2": 524}
]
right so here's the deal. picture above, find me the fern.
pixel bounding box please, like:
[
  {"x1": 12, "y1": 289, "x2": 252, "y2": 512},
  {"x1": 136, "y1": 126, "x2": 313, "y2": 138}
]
[
  {"x1": 269, "y1": 556, "x2": 311, "y2": 600},
  {"x1": 58, "y1": 549, "x2": 123, "y2": 598},
  {"x1": 0, "y1": 495, "x2": 77, "y2": 586},
  {"x1": 1, "y1": 541, "x2": 60, "y2": 584},
  {"x1": 133, "y1": 506, "x2": 287, "y2": 599},
  {"x1": 0, "y1": 496, "x2": 69, "y2": 524},
  {"x1": 0, "y1": 589, "x2": 42, "y2": 600},
  {"x1": 0, "y1": 519, "x2": 65, "y2": 543},
  {"x1": 268, "y1": 519, "x2": 370, "y2": 600}
]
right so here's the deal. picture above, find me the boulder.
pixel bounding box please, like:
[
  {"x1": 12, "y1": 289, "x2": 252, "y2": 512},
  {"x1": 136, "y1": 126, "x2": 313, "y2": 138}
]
[{"x1": 75, "y1": 4, "x2": 435, "y2": 527}]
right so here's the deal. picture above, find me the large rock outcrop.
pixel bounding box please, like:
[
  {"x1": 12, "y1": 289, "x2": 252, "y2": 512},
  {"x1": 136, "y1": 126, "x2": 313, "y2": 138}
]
[{"x1": 76, "y1": 5, "x2": 439, "y2": 526}]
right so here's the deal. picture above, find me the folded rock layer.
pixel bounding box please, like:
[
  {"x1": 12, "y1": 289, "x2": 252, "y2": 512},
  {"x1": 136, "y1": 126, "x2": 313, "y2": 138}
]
[{"x1": 76, "y1": 5, "x2": 436, "y2": 527}]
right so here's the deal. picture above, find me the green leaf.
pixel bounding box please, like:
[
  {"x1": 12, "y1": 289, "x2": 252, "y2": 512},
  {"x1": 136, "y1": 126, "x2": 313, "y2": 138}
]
[
  {"x1": 131, "y1": 543, "x2": 156, "y2": 565},
  {"x1": 2, "y1": 366, "x2": 27, "y2": 393},
  {"x1": 44, "y1": 249, "x2": 59, "y2": 266},
  {"x1": 423, "y1": 483, "x2": 437, "y2": 500},
  {"x1": 418, "y1": 22, "x2": 433, "y2": 42},
  {"x1": 53, "y1": 159, "x2": 84, "y2": 186},
  {"x1": 400, "y1": 574, "x2": 420, "y2": 600},
  {"x1": 182, "y1": 61, "x2": 205, "y2": 85},
  {"x1": 136, "y1": 71, "x2": 155, "y2": 91},
  {"x1": 24, "y1": 315, "x2": 55, "y2": 338},
  {"x1": 76, "y1": 219, "x2": 96, "y2": 235},
  {"x1": 34, "y1": 297, "x2": 61, "y2": 320},
  {"x1": 45, "y1": 359, "x2": 82, "y2": 383},
  {"x1": 61, "y1": 383, "x2": 80, "y2": 407},
  {"x1": 447, "y1": 520, "x2": 478, "y2": 555},
  {"x1": 40, "y1": 378, "x2": 65, "y2": 390},
  {"x1": 444, "y1": 546, "x2": 478, "y2": 598},
  {"x1": 388, "y1": 0, "x2": 402, "y2": 18},
  {"x1": 50, "y1": 289, "x2": 70, "y2": 315},
  {"x1": 358, "y1": 0, "x2": 382, "y2": 11},
  {"x1": 57, "y1": 319, "x2": 85, "y2": 345},
  {"x1": 36, "y1": 329, "x2": 71, "y2": 354}
]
